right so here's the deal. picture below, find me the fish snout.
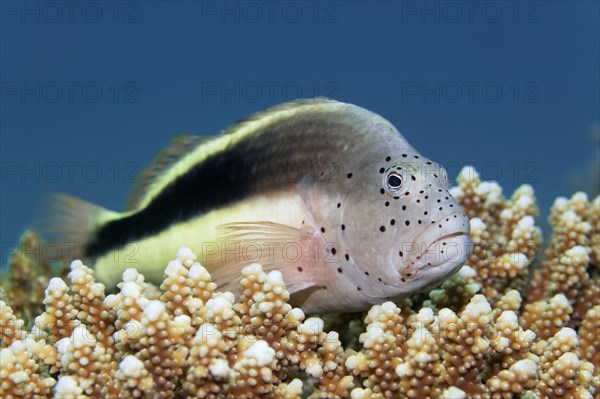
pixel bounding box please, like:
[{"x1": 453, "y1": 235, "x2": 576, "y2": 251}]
[{"x1": 399, "y1": 210, "x2": 472, "y2": 280}]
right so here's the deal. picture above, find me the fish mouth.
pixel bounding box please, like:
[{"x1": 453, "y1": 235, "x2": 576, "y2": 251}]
[
  {"x1": 403, "y1": 231, "x2": 472, "y2": 288},
  {"x1": 402, "y1": 229, "x2": 472, "y2": 275}
]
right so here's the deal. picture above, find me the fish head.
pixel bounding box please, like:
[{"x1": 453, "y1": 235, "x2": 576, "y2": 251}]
[{"x1": 338, "y1": 154, "x2": 472, "y2": 301}]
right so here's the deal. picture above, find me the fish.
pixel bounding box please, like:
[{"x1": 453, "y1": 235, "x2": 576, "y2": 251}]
[{"x1": 42, "y1": 98, "x2": 472, "y2": 313}]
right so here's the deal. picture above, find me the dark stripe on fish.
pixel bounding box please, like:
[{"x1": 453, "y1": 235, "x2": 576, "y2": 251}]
[{"x1": 85, "y1": 119, "x2": 346, "y2": 259}]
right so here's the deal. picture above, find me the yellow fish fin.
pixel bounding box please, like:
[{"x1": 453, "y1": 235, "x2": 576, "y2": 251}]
[
  {"x1": 205, "y1": 221, "x2": 324, "y2": 294},
  {"x1": 126, "y1": 134, "x2": 217, "y2": 211}
]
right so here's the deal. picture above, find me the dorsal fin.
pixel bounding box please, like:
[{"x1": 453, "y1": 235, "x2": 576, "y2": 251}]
[
  {"x1": 127, "y1": 98, "x2": 339, "y2": 211},
  {"x1": 125, "y1": 134, "x2": 215, "y2": 211}
]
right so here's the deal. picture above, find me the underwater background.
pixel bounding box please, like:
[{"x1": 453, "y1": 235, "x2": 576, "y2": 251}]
[{"x1": 1, "y1": 0, "x2": 599, "y2": 266}]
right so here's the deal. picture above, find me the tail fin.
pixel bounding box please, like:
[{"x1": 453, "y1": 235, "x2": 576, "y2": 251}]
[{"x1": 36, "y1": 193, "x2": 119, "y2": 262}]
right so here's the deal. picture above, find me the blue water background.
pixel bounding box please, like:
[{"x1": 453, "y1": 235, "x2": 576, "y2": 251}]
[{"x1": 1, "y1": 1, "x2": 598, "y2": 265}]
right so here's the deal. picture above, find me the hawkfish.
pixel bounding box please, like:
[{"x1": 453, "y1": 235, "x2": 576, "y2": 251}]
[{"x1": 43, "y1": 99, "x2": 472, "y2": 313}]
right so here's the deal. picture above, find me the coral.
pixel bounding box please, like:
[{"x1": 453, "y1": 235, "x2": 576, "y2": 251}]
[
  {"x1": 1, "y1": 340, "x2": 56, "y2": 398},
  {"x1": 34, "y1": 278, "x2": 78, "y2": 343},
  {"x1": 0, "y1": 230, "x2": 57, "y2": 322},
  {"x1": 579, "y1": 305, "x2": 600, "y2": 370},
  {"x1": 1, "y1": 299, "x2": 25, "y2": 346},
  {"x1": 450, "y1": 167, "x2": 542, "y2": 305},
  {"x1": 1, "y1": 166, "x2": 598, "y2": 398}
]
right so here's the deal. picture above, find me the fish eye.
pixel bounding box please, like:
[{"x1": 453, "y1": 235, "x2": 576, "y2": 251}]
[
  {"x1": 388, "y1": 173, "x2": 402, "y2": 188},
  {"x1": 385, "y1": 172, "x2": 404, "y2": 194}
]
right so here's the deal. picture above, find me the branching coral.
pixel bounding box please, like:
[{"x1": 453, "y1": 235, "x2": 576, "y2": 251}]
[
  {"x1": 1, "y1": 165, "x2": 598, "y2": 398},
  {"x1": 1, "y1": 249, "x2": 358, "y2": 398},
  {"x1": 0, "y1": 230, "x2": 56, "y2": 322},
  {"x1": 449, "y1": 167, "x2": 542, "y2": 305}
]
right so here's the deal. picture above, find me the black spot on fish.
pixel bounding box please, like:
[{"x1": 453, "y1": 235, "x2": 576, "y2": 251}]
[
  {"x1": 298, "y1": 267, "x2": 303, "y2": 272},
  {"x1": 379, "y1": 167, "x2": 385, "y2": 174},
  {"x1": 418, "y1": 220, "x2": 422, "y2": 224},
  {"x1": 321, "y1": 227, "x2": 325, "y2": 233},
  {"x1": 426, "y1": 161, "x2": 432, "y2": 165},
  {"x1": 331, "y1": 247, "x2": 337, "y2": 255},
  {"x1": 322, "y1": 286, "x2": 327, "y2": 289},
  {"x1": 357, "y1": 287, "x2": 362, "y2": 291},
  {"x1": 414, "y1": 155, "x2": 419, "y2": 159},
  {"x1": 402, "y1": 154, "x2": 407, "y2": 158},
  {"x1": 364, "y1": 271, "x2": 369, "y2": 276},
  {"x1": 385, "y1": 156, "x2": 391, "y2": 161},
  {"x1": 385, "y1": 201, "x2": 390, "y2": 207},
  {"x1": 411, "y1": 175, "x2": 416, "y2": 181},
  {"x1": 399, "y1": 250, "x2": 403, "y2": 257},
  {"x1": 347, "y1": 173, "x2": 353, "y2": 179},
  {"x1": 378, "y1": 278, "x2": 382, "y2": 282},
  {"x1": 337, "y1": 203, "x2": 341, "y2": 208},
  {"x1": 405, "y1": 192, "x2": 410, "y2": 196},
  {"x1": 401, "y1": 277, "x2": 406, "y2": 282},
  {"x1": 341, "y1": 224, "x2": 345, "y2": 231},
  {"x1": 402, "y1": 205, "x2": 407, "y2": 211},
  {"x1": 380, "y1": 226, "x2": 386, "y2": 232},
  {"x1": 345, "y1": 253, "x2": 349, "y2": 261},
  {"x1": 390, "y1": 219, "x2": 395, "y2": 225},
  {"x1": 337, "y1": 268, "x2": 342, "y2": 273},
  {"x1": 380, "y1": 188, "x2": 385, "y2": 195},
  {"x1": 405, "y1": 220, "x2": 410, "y2": 226},
  {"x1": 424, "y1": 211, "x2": 428, "y2": 215}
]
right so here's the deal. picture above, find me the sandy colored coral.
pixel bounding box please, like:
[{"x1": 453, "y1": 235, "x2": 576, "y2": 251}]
[
  {"x1": 0, "y1": 165, "x2": 598, "y2": 398},
  {"x1": 0, "y1": 230, "x2": 58, "y2": 321},
  {"x1": 450, "y1": 167, "x2": 542, "y2": 304},
  {"x1": 1, "y1": 299, "x2": 25, "y2": 346}
]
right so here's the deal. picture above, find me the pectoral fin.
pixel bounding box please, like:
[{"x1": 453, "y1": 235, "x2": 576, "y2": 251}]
[{"x1": 205, "y1": 221, "x2": 324, "y2": 294}]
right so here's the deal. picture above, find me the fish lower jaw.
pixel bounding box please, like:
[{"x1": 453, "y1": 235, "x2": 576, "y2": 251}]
[
  {"x1": 407, "y1": 233, "x2": 473, "y2": 287},
  {"x1": 404, "y1": 231, "x2": 472, "y2": 269}
]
